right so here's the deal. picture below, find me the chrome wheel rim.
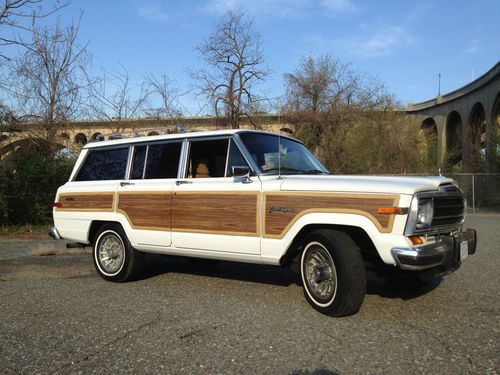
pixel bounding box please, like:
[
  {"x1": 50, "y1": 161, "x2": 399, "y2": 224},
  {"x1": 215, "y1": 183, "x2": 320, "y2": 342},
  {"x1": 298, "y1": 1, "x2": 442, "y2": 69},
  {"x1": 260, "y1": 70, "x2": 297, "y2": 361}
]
[
  {"x1": 97, "y1": 232, "x2": 125, "y2": 275},
  {"x1": 302, "y1": 242, "x2": 337, "y2": 305}
]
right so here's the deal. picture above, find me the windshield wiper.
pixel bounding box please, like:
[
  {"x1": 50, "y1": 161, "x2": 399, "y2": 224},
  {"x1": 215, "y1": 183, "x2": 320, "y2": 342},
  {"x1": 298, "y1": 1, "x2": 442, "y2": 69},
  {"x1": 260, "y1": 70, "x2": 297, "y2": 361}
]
[{"x1": 262, "y1": 168, "x2": 328, "y2": 175}]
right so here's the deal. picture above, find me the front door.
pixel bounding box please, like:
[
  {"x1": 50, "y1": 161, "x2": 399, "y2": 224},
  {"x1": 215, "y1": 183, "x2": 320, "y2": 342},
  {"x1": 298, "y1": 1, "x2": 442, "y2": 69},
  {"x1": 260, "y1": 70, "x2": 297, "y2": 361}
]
[{"x1": 171, "y1": 137, "x2": 261, "y2": 254}]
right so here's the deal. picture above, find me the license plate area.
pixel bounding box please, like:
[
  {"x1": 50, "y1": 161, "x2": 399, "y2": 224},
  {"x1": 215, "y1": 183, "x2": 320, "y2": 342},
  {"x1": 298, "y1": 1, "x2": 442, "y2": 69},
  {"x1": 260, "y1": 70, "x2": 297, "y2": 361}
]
[{"x1": 459, "y1": 240, "x2": 468, "y2": 261}]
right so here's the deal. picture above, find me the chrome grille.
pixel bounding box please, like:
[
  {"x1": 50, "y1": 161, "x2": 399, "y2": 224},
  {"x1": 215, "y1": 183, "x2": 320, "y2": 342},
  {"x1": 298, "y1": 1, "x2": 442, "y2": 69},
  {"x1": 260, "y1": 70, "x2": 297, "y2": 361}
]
[{"x1": 432, "y1": 196, "x2": 465, "y2": 227}]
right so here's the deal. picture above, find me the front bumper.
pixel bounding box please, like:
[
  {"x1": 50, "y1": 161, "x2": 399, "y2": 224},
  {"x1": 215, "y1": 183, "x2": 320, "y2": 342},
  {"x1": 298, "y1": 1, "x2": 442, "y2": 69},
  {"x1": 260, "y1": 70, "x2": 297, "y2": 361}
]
[{"x1": 391, "y1": 228, "x2": 477, "y2": 271}]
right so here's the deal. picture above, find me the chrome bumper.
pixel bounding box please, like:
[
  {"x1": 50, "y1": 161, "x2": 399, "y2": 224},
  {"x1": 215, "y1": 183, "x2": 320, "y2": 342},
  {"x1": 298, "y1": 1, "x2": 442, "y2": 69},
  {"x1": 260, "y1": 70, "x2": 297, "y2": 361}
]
[
  {"x1": 391, "y1": 228, "x2": 477, "y2": 271},
  {"x1": 48, "y1": 227, "x2": 61, "y2": 240}
]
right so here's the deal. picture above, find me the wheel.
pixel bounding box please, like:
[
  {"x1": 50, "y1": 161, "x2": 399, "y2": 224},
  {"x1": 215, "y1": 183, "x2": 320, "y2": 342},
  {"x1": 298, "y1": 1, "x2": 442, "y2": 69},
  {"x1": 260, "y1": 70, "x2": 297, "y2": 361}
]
[
  {"x1": 93, "y1": 223, "x2": 144, "y2": 282},
  {"x1": 300, "y1": 229, "x2": 366, "y2": 317}
]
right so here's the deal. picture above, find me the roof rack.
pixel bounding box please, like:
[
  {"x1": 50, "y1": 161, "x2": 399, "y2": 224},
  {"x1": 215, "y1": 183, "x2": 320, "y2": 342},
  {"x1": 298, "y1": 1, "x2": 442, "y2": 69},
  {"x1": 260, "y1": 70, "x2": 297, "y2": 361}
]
[{"x1": 92, "y1": 124, "x2": 194, "y2": 142}]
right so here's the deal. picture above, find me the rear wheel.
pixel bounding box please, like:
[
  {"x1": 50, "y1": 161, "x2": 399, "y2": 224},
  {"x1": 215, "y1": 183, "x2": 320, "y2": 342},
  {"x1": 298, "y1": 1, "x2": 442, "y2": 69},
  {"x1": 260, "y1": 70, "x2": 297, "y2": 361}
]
[
  {"x1": 93, "y1": 224, "x2": 144, "y2": 282},
  {"x1": 300, "y1": 229, "x2": 366, "y2": 317}
]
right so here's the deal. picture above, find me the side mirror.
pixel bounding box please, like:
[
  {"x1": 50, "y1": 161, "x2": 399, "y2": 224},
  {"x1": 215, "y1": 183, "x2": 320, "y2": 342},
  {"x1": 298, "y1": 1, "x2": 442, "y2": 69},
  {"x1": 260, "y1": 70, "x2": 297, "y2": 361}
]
[
  {"x1": 232, "y1": 165, "x2": 250, "y2": 177},
  {"x1": 232, "y1": 166, "x2": 252, "y2": 183}
]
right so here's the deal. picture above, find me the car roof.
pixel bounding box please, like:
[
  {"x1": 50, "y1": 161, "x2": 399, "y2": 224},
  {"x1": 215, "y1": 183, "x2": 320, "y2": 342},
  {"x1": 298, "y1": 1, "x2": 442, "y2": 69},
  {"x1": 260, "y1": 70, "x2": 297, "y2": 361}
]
[{"x1": 83, "y1": 129, "x2": 297, "y2": 149}]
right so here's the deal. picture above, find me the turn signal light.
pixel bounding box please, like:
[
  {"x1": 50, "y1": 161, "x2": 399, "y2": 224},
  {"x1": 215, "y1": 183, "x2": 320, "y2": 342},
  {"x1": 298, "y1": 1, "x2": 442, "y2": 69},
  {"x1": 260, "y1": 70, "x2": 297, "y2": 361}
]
[
  {"x1": 408, "y1": 235, "x2": 424, "y2": 245},
  {"x1": 377, "y1": 207, "x2": 406, "y2": 215},
  {"x1": 52, "y1": 202, "x2": 63, "y2": 208}
]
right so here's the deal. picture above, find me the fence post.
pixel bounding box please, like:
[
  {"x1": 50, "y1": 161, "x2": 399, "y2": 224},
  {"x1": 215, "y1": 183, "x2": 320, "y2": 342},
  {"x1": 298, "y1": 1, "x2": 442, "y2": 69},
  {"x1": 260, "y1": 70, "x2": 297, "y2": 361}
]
[{"x1": 472, "y1": 174, "x2": 475, "y2": 214}]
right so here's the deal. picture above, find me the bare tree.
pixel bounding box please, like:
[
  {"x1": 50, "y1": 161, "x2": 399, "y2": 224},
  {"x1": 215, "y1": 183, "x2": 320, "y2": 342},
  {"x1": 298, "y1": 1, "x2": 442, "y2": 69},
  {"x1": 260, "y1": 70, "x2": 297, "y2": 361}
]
[
  {"x1": 284, "y1": 55, "x2": 391, "y2": 172},
  {"x1": 87, "y1": 66, "x2": 150, "y2": 131},
  {"x1": 0, "y1": 0, "x2": 69, "y2": 60},
  {"x1": 2, "y1": 16, "x2": 88, "y2": 154},
  {"x1": 192, "y1": 10, "x2": 269, "y2": 128},
  {"x1": 145, "y1": 73, "x2": 183, "y2": 125}
]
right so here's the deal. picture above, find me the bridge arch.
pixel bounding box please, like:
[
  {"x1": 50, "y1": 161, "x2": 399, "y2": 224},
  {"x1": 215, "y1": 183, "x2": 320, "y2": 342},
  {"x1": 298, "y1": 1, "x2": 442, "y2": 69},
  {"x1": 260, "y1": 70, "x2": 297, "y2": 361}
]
[
  {"x1": 0, "y1": 138, "x2": 66, "y2": 164},
  {"x1": 74, "y1": 133, "x2": 88, "y2": 145},
  {"x1": 446, "y1": 111, "x2": 463, "y2": 166},
  {"x1": 91, "y1": 132, "x2": 103, "y2": 142},
  {"x1": 469, "y1": 102, "x2": 486, "y2": 170},
  {"x1": 420, "y1": 118, "x2": 438, "y2": 167},
  {"x1": 147, "y1": 131, "x2": 159, "y2": 136}
]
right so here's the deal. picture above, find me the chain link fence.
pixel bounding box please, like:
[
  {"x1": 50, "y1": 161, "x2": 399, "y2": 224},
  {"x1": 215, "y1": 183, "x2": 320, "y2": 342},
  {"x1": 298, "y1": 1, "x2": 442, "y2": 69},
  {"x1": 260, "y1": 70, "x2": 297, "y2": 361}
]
[{"x1": 446, "y1": 173, "x2": 500, "y2": 213}]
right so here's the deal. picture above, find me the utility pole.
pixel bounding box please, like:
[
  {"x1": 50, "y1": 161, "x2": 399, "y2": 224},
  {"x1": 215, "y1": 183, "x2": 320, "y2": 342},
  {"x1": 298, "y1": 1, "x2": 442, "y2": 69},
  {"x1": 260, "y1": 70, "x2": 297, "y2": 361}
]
[{"x1": 438, "y1": 73, "x2": 441, "y2": 96}]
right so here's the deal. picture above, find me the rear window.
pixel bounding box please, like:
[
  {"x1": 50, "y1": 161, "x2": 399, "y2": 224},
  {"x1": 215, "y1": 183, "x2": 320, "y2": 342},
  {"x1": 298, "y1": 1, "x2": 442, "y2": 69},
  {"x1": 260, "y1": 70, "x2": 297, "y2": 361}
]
[{"x1": 75, "y1": 147, "x2": 129, "y2": 181}]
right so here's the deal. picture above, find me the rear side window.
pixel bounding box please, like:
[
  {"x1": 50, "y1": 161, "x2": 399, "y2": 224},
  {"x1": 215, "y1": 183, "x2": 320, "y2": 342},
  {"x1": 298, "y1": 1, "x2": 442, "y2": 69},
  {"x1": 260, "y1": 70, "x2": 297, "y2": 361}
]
[
  {"x1": 75, "y1": 147, "x2": 129, "y2": 181},
  {"x1": 144, "y1": 142, "x2": 182, "y2": 179}
]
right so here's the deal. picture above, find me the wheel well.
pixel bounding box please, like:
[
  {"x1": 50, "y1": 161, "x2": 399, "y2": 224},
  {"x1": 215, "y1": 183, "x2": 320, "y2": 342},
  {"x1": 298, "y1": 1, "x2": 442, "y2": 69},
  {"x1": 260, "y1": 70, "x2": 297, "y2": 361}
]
[
  {"x1": 88, "y1": 221, "x2": 123, "y2": 246},
  {"x1": 279, "y1": 224, "x2": 382, "y2": 267}
]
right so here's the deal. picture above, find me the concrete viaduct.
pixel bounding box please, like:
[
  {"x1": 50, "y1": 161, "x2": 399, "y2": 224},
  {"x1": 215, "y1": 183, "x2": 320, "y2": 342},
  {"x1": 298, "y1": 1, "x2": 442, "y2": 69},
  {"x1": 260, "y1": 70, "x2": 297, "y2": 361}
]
[
  {"x1": 0, "y1": 116, "x2": 289, "y2": 163},
  {"x1": 407, "y1": 61, "x2": 500, "y2": 172},
  {"x1": 1, "y1": 61, "x2": 499, "y2": 172}
]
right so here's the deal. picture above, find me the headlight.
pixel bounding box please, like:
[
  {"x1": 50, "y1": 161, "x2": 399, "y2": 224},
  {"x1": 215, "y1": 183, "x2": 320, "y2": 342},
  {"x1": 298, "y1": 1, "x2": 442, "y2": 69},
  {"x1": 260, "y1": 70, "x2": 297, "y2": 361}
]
[{"x1": 416, "y1": 198, "x2": 433, "y2": 229}]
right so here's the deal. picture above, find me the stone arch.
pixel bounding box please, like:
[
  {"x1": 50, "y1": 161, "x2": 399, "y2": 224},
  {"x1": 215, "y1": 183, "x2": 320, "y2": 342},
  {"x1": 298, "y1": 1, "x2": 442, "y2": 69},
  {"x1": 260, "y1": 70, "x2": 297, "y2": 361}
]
[
  {"x1": 446, "y1": 111, "x2": 463, "y2": 166},
  {"x1": 490, "y1": 92, "x2": 500, "y2": 171},
  {"x1": 91, "y1": 132, "x2": 103, "y2": 142},
  {"x1": 0, "y1": 138, "x2": 66, "y2": 164},
  {"x1": 493, "y1": 92, "x2": 500, "y2": 133},
  {"x1": 420, "y1": 118, "x2": 438, "y2": 167},
  {"x1": 147, "y1": 131, "x2": 159, "y2": 136},
  {"x1": 279, "y1": 127, "x2": 294, "y2": 135},
  {"x1": 74, "y1": 133, "x2": 88, "y2": 145},
  {"x1": 468, "y1": 102, "x2": 486, "y2": 170}
]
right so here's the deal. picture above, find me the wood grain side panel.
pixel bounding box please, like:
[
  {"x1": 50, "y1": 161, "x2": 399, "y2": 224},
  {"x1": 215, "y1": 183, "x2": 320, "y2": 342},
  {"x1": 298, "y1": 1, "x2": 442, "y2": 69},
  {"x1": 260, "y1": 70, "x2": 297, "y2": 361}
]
[
  {"x1": 57, "y1": 193, "x2": 114, "y2": 211},
  {"x1": 172, "y1": 192, "x2": 259, "y2": 236},
  {"x1": 264, "y1": 193, "x2": 399, "y2": 238},
  {"x1": 117, "y1": 192, "x2": 171, "y2": 230}
]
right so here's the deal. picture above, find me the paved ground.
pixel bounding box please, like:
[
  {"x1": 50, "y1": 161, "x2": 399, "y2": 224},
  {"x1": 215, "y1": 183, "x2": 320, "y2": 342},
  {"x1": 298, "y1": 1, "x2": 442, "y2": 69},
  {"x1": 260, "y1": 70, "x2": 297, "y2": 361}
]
[{"x1": 0, "y1": 215, "x2": 498, "y2": 375}]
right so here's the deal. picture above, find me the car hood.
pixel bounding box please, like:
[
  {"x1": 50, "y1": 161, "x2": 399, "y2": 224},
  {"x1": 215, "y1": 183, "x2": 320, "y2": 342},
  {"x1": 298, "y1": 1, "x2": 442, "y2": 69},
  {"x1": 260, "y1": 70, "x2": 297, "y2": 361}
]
[{"x1": 278, "y1": 175, "x2": 455, "y2": 195}]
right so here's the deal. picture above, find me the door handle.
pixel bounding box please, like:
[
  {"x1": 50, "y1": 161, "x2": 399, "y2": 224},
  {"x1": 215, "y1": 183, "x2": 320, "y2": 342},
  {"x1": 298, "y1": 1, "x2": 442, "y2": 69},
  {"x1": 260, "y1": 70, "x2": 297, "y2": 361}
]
[
  {"x1": 175, "y1": 180, "x2": 193, "y2": 185},
  {"x1": 120, "y1": 181, "x2": 135, "y2": 187}
]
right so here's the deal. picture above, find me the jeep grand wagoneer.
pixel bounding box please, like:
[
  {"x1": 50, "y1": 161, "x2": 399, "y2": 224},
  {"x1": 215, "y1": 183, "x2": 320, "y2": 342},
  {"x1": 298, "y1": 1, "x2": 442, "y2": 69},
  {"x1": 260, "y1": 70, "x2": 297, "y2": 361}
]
[{"x1": 50, "y1": 130, "x2": 477, "y2": 316}]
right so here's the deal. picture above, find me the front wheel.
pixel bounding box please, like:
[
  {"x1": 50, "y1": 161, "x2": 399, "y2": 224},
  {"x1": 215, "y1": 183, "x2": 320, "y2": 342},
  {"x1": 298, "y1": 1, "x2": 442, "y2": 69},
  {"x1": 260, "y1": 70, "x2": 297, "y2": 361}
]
[
  {"x1": 93, "y1": 224, "x2": 144, "y2": 282},
  {"x1": 300, "y1": 229, "x2": 366, "y2": 317}
]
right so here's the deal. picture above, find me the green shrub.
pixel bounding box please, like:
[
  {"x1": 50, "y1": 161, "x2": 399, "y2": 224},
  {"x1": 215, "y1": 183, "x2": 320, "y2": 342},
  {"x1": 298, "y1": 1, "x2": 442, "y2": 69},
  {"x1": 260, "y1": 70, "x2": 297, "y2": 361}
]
[{"x1": 0, "y1": 149, "x2": 75, "y2": 226}]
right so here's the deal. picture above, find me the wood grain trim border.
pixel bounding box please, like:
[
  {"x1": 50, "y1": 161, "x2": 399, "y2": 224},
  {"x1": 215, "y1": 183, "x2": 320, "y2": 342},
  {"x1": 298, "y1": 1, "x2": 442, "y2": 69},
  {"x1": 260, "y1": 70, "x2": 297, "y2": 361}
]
[
  {"x1": 171, "y1": 191, "x2": 260, "y2": 237},
  {"x1": 55, "y1": 192, "x2": 115, "y2": 212},
  {"x1": 263, "y1": 192, "x2": 400, "y2": 239}
]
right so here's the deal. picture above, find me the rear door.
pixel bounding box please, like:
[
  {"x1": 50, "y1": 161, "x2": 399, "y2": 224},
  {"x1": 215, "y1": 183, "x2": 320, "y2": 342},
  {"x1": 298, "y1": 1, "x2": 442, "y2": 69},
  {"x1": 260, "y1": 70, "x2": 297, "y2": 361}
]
[{"x1": 116, "y1": 140, "x2": 183, "y2": 248}]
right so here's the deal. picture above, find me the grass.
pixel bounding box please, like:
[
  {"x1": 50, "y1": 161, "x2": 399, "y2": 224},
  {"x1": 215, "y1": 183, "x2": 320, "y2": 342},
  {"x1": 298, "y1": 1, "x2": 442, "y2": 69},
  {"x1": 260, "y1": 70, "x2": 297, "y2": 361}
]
[{"x1": 0, "y1": 224, "x2": 51, "y2": 239}]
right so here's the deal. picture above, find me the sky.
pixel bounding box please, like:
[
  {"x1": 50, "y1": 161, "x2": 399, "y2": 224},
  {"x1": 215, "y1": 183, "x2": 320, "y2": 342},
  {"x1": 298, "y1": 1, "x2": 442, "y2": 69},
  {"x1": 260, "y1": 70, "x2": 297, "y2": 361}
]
[{"x1": 15, "y1": 0, "x2": 500, "y2": 115}]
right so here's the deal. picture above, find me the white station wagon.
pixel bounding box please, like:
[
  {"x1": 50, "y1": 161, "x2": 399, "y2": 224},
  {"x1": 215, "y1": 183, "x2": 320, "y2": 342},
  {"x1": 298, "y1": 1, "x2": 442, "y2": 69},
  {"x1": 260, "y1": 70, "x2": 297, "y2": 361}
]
[{"x1": 50, "y1": 130, "x2": 477, "y2": 316}]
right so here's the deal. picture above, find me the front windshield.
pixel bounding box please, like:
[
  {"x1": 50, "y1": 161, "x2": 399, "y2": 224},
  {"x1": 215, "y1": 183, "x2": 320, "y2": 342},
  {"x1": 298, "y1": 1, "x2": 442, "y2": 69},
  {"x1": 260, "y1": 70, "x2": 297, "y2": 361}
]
[{"x1": 239, "y1": 133, "x2": 329, "y2": 175}]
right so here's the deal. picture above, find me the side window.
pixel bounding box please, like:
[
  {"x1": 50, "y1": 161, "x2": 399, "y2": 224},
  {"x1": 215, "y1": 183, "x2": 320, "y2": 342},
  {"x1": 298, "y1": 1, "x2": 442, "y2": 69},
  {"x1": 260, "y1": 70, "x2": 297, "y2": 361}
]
[
  {"x1": 187, "y1": 139, "x2": 229, "y2": 178},
  {"x1": 75, "y1": 147, "x2": 129, "y2": 181},
  {"x1": 144, "y1": 142, "x2": 182, "y2": 179},
  {"x1": 226, "y1": 139, "x2": 249, "y2": 177},
  {"x1": 130, "y1": 145, "x2": 147, "y2": 179}
]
